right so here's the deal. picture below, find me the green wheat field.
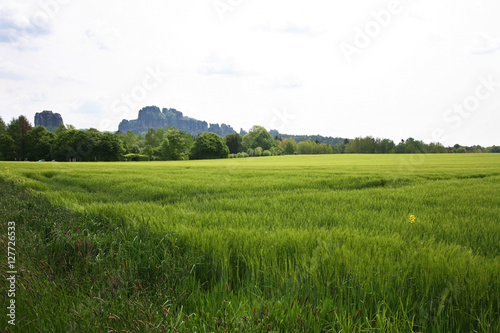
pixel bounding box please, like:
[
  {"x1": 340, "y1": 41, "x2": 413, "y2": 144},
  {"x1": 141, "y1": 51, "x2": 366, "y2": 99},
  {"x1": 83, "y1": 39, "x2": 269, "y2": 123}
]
[{"x1": 1, "y1": 154, "x2": 499, "y2": 332}]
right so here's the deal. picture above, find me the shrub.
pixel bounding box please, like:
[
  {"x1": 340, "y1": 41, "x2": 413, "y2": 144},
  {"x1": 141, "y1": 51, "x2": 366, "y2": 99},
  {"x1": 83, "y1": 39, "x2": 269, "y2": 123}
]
[
  {"x1": 124, "y1": 153, "x2": 150, "y2": 161},
  {"x1": 270, "y1": 147, "x2": 283, "y2": 156}
]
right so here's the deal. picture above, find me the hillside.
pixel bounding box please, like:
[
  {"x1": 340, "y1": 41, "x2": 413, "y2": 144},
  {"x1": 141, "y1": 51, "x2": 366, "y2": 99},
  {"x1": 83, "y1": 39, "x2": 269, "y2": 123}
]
[{"x1": 118, "y1": 106, "x2": 348, "y2": 146}]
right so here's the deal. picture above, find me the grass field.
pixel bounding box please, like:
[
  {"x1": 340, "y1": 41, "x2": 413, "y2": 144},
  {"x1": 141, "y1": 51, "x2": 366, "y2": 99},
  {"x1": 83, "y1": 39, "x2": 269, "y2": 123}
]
[{"x1": 1, "y1": 154, "x2": 499, "y2": 332}]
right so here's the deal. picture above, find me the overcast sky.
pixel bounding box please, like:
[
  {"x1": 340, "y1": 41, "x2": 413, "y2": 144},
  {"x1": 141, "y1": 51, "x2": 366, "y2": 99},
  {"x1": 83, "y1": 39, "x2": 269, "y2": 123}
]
[{"x1": 1, "y1": 0, "x2": 499, "y2": 146}]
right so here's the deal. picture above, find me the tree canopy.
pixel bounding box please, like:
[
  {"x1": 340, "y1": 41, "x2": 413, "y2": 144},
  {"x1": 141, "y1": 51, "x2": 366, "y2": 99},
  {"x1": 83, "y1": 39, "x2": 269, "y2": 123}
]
[
  {"x1": 247, "y1": 126, "x2": 275, "y2": 150},
  {"x1": 25, "y1": 126, "x2": 56, "y2": 161},
  {"x1": 190, "y1": 132, "x2": 229, "y2": 160},
  {"x1": 160, "y1": 128, "x2": 193, "y2": 160},
  {"x1": 6, "y1": 116, "x2": 32, "y2": 160},
  {"x1": 225, "y1": 133, "x2": 243, "y2": 154},
  {"x1": 0, "y1": 116, "x2": 6, "y2": 134}
]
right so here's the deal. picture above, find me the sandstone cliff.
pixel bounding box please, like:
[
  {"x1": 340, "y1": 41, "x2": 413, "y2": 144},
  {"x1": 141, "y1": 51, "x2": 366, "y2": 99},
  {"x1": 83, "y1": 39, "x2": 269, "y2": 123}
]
[
  {"x1": 118, "y1": 106, "x2": 236, "y2": 137},
  {"x1": 34, "y1": 111, "x2": 64, "y2": 131}
]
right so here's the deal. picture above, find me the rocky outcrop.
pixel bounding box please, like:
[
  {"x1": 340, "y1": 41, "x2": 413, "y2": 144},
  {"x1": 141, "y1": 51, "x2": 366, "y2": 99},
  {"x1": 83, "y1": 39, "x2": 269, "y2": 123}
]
[
  {"x1": 34, "y1": 111, "x2": 64, "y2": 131},
  {"x1": 118, "y1": 106, "x2": 237, "y2": 137}
]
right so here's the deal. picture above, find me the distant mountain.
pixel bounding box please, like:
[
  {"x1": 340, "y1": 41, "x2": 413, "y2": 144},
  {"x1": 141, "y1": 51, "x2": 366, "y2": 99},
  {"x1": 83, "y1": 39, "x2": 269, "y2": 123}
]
[
  {"x1": 34, "y1": 110, "x2": 64, "y2": 132},
  {"x1": 118, "y1": 106, "x2": 238, "y2": 137},
  {"x1": 118, "y1": 106, "x2": 347, "y2": 144}
]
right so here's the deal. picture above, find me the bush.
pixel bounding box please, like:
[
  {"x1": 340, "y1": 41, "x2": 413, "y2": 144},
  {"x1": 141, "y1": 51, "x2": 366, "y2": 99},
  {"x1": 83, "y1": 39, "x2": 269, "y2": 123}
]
[
  {"x1": 270, "y1": 147, "x2": 283, "y2": 156},
  {"x1": 254, "y1": 147, "x2": 263, "y2": 156},
  {"x1": 124, "y1": 153, "x2": 150, "y2": 161},
  {"x1": 262, "y1": 150, "x2": 272, "y2": 156}
]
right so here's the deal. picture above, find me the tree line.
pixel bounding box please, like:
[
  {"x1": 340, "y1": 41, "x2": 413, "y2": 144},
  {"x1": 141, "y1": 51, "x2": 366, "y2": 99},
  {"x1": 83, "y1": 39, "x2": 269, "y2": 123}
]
[
  {"x1": 342, "y1": 136, "x2": 499, "y2": 154},
  {"x1": 0, "y1": 115, "x2": 498, "y2": 162}
]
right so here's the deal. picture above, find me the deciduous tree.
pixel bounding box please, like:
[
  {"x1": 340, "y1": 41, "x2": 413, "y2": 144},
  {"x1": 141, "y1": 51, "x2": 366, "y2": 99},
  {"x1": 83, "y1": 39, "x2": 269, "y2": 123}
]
[
  {"x1": 160, "y1": 128, "x2": 193, "y2": 160},
  {"x1": 190, "y1": 132, "x2": 229, "y2": 160},
  {"x1": 6, "y1": 116, "x2": 33, "y2": 160},
  {"x1": 25, "y1": 126, "x2": 56, "y2": 161},
  {"x1": 225, "y1": 133, "x2": 243, "y2": 154},
  {"x1": 247, "y1": 126, "x2": 274, "y2": 150}
]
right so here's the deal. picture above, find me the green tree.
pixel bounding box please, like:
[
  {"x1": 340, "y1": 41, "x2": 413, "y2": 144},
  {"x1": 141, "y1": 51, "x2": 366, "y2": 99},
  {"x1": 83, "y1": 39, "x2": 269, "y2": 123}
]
[
  {"x1": 225, "y1": 133, "x2": 243, "y2": 154},
  {"x1": 247, "y1": 126, "x2": 274, "y2": 150},
  {"x1": 317, "y1": 143, "x2": 334, "y2": 154},
  {"x1": 190, "y1": 132, "x2": 229, "y2": 160},
  {"x1": 344, "y1": 137, "x2": 376, "y2": 154},
  {"x1": 270, "y1": 146, "x2": 283, "y2": 156},
  {"x1": 51, "y1": 129, "x2": 98, "y2": 161},
  {"x1": 25, "y1": 126, "x2": 56, "y2": 161},
  {"x1": 404, "y1": 138, "x2": 421, "y2": 153},
  {"x1": 394, "y1": 140, "x2": 407, "y2": 154},
  {"x1": 338, "y1": 142, "x2": 347, "y2": 153},
  {"x1": 377, "y1": 138, "x2": 395, "y2": 154},
  {"x1": 297, "y1": 140, "x2": 314, "y2": 154},
  {"x1": 55, "y1": 124, "x2": 69, "y2": 136},
  {"x1": 284, "y1": 140, "x2": 296, "y2": 154},
  {"x1": 160, "y1": 128, "x2": 193, "y2": 160},
  {"x1": 428, "y1": 142, "x2": 447, "y2": 154},
  {"x1": 242, "y1": 133, "x2": 251, "y2": 151},
  {"x1": 96, "y1": 132, "x2": 124, "y2": 161},
  {"x1": 145, "y1": 127, "x2": 163, "y2": 148},
  {"x1": 117, "y1": 130, "x2": 140, "y2": 154},
  {"x1": 142, "y1": 145, "x2": 155, "y2": 160},
  {"x1": 0, "y1": 133, "x2": 16, "y2": 160},
  {"x1": 0, "y1": 116, "x2": 6, "y2": 134},
  {"x1": 7, "y1": 116, "x2": 33, "y2": 160},
  {"x1": 489, "y1": 146, "x2": 500, "y2": 153}
]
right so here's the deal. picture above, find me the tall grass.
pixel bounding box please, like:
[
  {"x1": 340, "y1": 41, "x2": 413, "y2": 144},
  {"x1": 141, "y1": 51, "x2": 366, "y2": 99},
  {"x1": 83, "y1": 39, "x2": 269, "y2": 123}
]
[{"x1": 1, "y1": 154, "x2": 499, "y2": 332}]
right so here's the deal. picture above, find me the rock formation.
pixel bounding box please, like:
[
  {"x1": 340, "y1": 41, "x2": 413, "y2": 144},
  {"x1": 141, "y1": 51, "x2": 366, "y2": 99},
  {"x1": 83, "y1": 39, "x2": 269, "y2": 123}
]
[
  {"x1": 118, "y1": 106, "x2": 237, "y2": 137},
  {"x1": 34, "y1": 111, "x2": 64, "y2": 131}
]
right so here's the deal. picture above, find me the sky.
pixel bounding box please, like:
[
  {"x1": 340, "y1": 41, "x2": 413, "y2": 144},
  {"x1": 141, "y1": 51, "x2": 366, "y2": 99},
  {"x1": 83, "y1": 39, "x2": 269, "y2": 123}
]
[{"x1": 1, "y1": 0, "x2": 499, "y2": 147}]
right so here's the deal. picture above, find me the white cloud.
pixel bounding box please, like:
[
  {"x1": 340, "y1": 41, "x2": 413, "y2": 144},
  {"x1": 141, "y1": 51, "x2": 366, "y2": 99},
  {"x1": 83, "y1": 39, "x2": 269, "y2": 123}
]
[
  {"x1": 198, "y1": 53, "x2": 244, "y2": 76},
  {"x1": 264, "y1": 75, "x2": 303, "y2": 89},
  {"x1": 0, "y1": 59, "x2": 25, "y2": 80},
  {"x1": 470, "y1": 34, "x2": 500, "y2": 55},
  {"x1": 257, "y1": 22, "x2": 318, "y2": 36},
  {"x1": 84, "y1": 23, "x2": 123, "y2": 51},
  {"x1": 0, "y1": 1, "x2": 52, "y2": 44}
]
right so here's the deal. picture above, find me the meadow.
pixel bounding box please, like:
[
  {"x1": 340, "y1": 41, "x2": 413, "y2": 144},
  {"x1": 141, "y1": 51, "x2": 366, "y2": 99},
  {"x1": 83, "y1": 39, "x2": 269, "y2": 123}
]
[{"x1": 1, "y1": 154, "x2": 499, "y2": 332}]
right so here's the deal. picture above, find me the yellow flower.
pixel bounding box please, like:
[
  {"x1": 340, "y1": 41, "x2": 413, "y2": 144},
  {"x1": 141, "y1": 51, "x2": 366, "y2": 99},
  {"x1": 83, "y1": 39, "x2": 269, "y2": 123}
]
[{"x1": 409, "y1": 215, "x2": 416, "y2": 223}]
